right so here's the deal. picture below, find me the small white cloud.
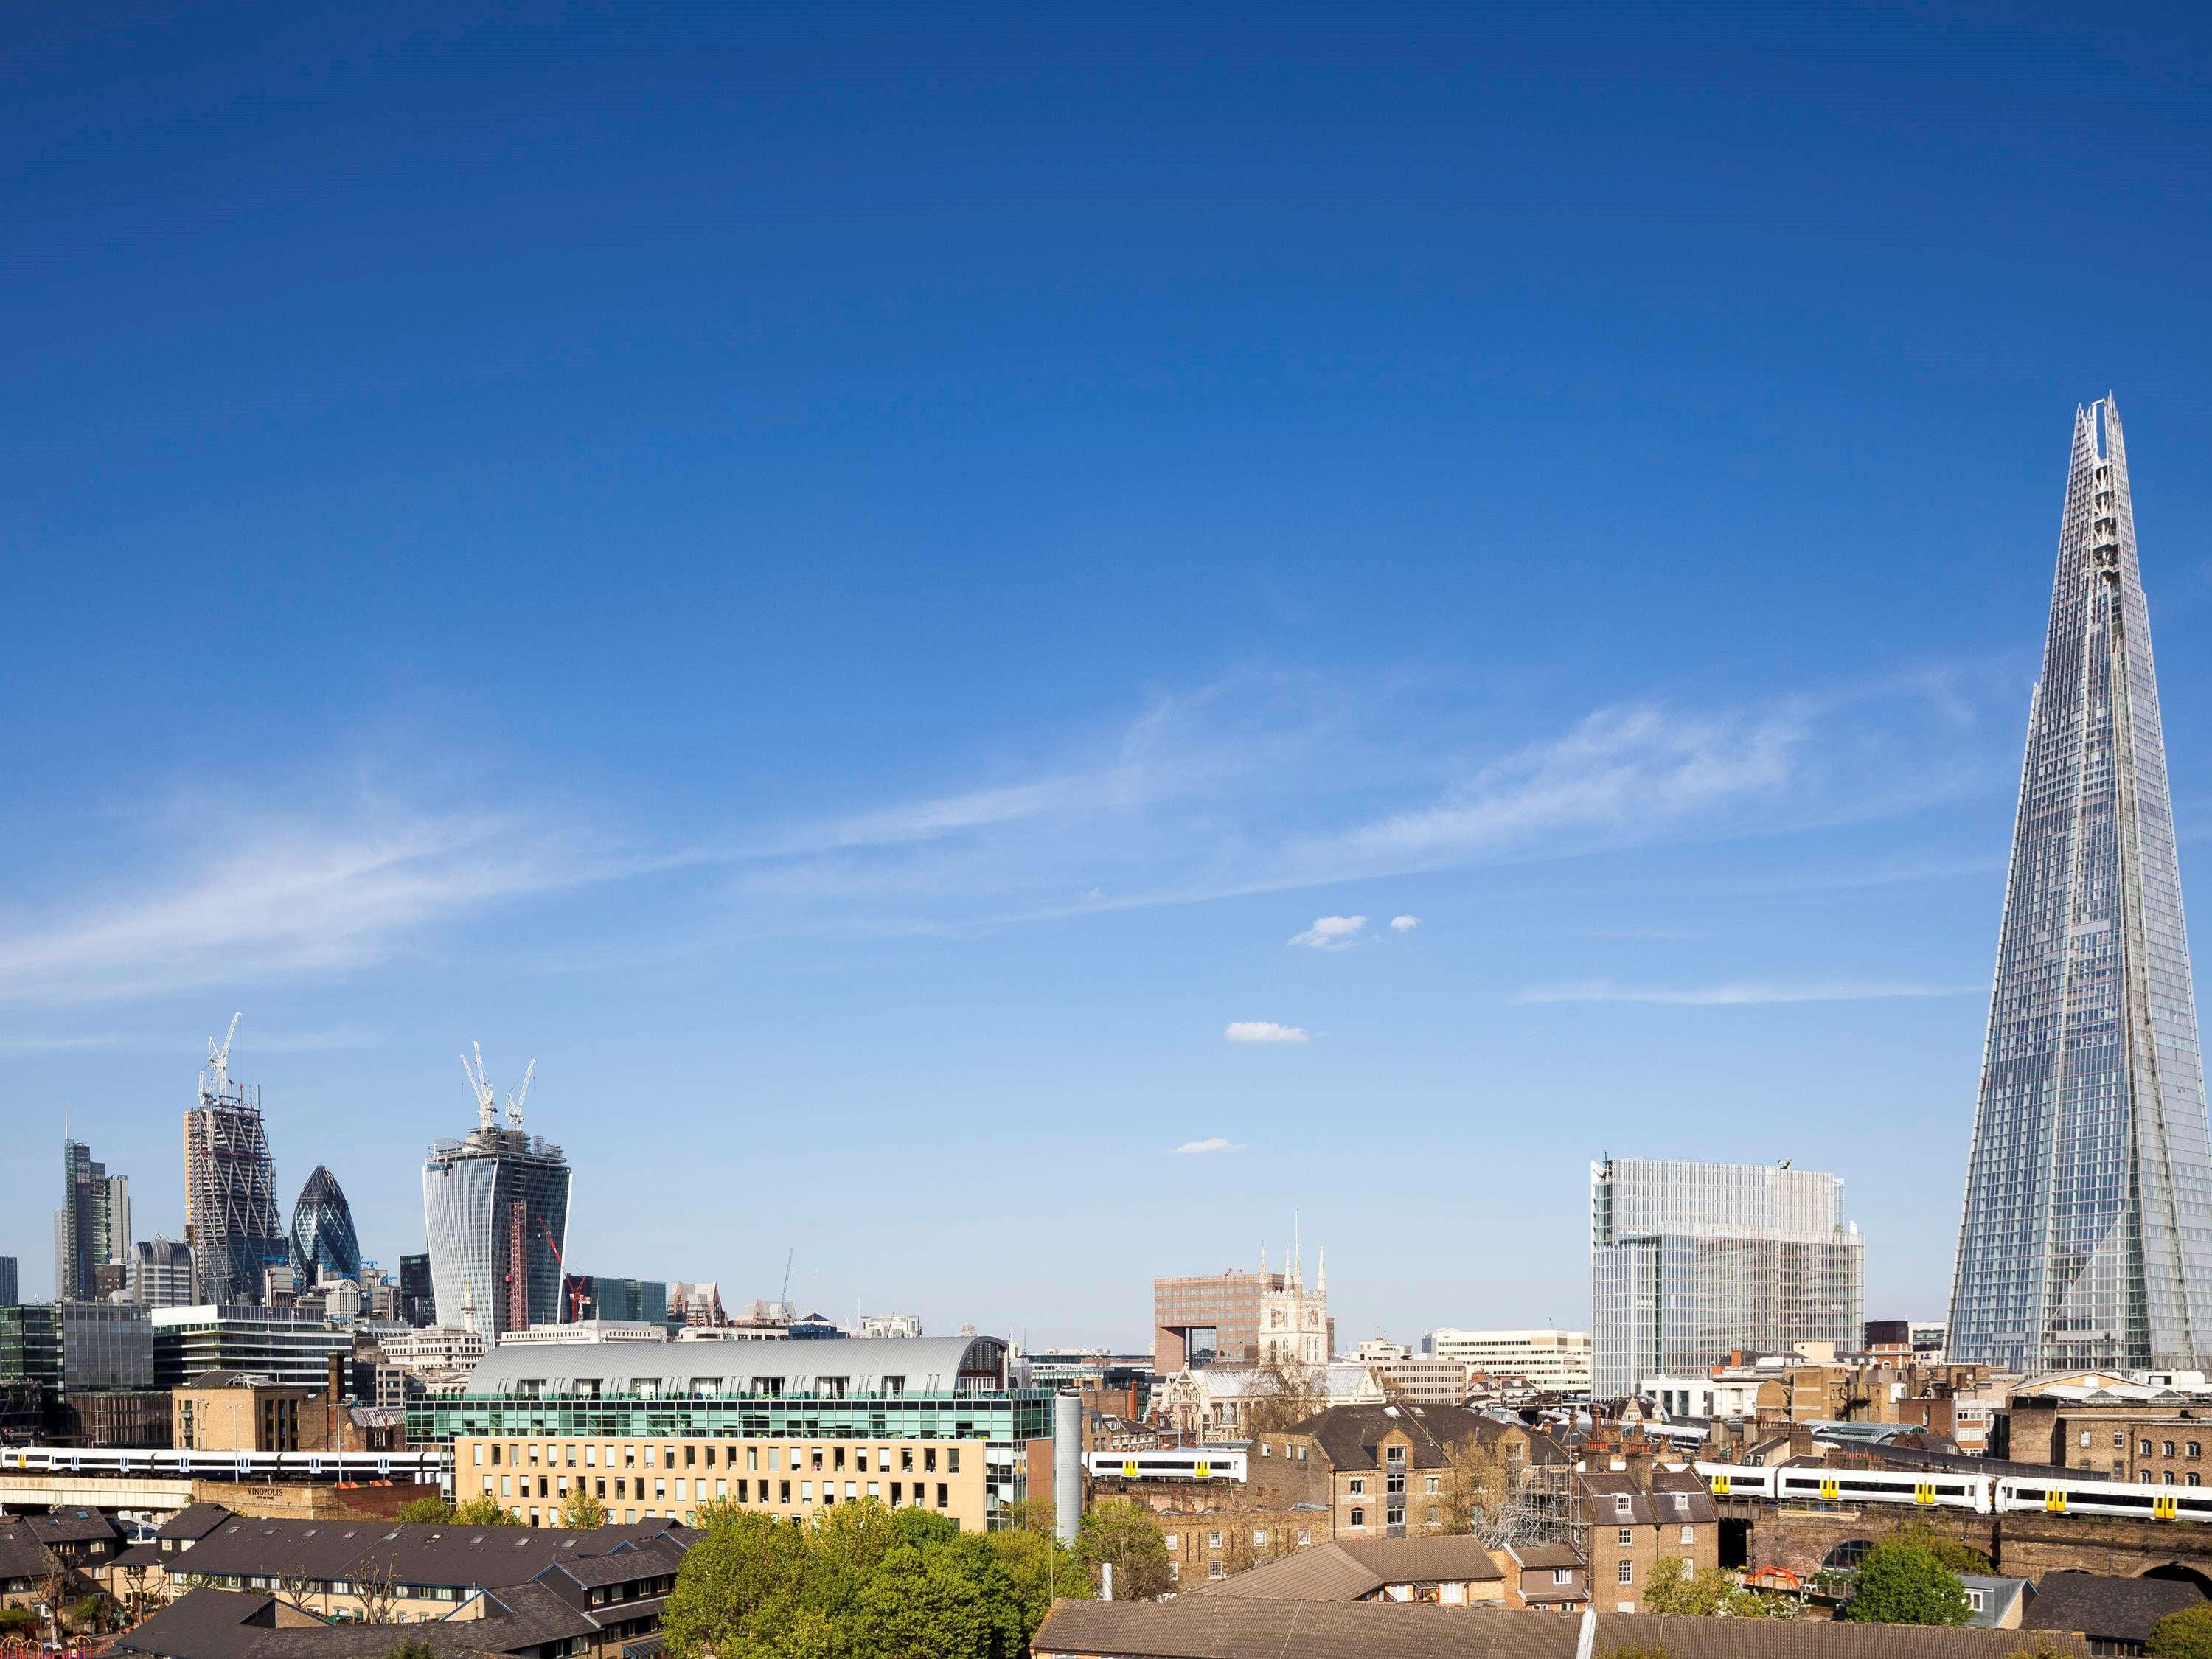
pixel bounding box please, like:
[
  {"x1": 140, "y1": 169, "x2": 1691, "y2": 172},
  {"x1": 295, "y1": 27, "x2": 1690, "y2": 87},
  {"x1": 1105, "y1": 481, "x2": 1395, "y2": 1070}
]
[
  {"x1": 1225, "y1": 1020, "x2": 1310, "y2": 1043},
  {"x1": 1289, "y1": 914, "x2": 1366, "y2": 950},
  {"x1": 1389, "y1": 914, "x2": 1421, "y2": 932},
  {"x1": 1173, "y1": 1136, "x2": 1242, "y2": 1155}
]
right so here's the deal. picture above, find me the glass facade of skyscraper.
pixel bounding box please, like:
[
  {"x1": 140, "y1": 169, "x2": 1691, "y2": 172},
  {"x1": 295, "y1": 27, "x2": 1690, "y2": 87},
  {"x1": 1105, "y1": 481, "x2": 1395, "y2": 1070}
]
[
  {"x1": 1590, "y1": 1157, "x2": 1863, "y2": 1400},
  {"x1": 288, "y1": 1165, "x2": 364, "y2": 1284},
  {"x1": 423, "y1": 1124, "x2": 572, "y2": 1341},
  {"x1": 1949, "y1": 400, "x2": 2212, "y2": 1373}
]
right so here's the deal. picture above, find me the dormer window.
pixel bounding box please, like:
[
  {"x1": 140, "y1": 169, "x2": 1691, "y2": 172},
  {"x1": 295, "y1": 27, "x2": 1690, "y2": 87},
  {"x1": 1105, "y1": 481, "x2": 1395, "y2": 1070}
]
[{"x1": 1613, "y1": 1494, "x2": 1632, "y2": 1517}]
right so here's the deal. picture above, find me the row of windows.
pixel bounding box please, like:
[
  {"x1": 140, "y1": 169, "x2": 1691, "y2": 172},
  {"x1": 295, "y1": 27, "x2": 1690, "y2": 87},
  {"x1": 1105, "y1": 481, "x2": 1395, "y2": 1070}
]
[
  {"x1": 473, "y1": 1440, "x2": 955, "y2": 1475},
  {"x1": 487, "y1": 1471, "x2": 955, "y2": 1511}
]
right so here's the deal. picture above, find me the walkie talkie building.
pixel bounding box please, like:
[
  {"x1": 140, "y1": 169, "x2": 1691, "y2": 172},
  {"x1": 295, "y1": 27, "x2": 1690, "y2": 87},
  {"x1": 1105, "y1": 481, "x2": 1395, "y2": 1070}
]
[
  {"x1": 1948, "y1": 398, "x2": 2212, "y2": 1373},
  {"x1": 422, "y1": 1050, "x2": 570, "y2": 1343}
]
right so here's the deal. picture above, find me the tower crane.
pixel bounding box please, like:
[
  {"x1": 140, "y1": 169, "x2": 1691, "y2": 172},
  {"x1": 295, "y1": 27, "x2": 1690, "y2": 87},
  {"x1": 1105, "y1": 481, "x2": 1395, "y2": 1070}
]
[
  {"x1": 205, "y1": 1012, "x2": 243, "y2": 1100},
  {"x1": 461, "y1": 1043, "x2": 498, "y2": 1130},
  {"x1": 506, "y1": 1059, "x2": 535, "y2": 1128}
]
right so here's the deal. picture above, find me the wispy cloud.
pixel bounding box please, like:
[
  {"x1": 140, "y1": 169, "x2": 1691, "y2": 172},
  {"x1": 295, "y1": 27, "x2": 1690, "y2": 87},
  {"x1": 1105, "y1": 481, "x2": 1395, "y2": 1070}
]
[
  {"x1": 1225, "y1": 1020, "x2": 1310, "y2": 1043},
  {"x1": 1389, "y1": 914, "x2": 1421, "y2": 932},
  {"x1": 1290, "y1": 914, "x2": 1366, "y2": 950},
  {"x1": 0, "y1": 788, "x2": 664, "y2": 1007},
  {"x1": 1173, "y1": 1136, "x2": 1244, "y2": 1155},
  {"x1": 1513, "y1": 981, "x2": 1976, "y2": 1006}
]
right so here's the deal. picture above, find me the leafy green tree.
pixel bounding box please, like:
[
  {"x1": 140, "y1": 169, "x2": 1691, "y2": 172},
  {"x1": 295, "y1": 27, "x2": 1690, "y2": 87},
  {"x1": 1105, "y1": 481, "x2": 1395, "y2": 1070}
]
[
  {"x1": 381, "y1": 1641, "x2": 440, "y2": 1659},
  {"x1": 1843, "y1": 1540, "x2": 1971, "y2": 1626},
  {"x1": 1890, "y1": 1519, "x2": 1994, "y2": 1576},
  {"x1": 662, "y1": 1505, "x2": 812, "y2": 1658},
  {"x1": 394, "y1": 1496, "x2": 455, "y2": 1524},
  {"x1": 1077, "y1": 1498, "x2": 1173, "y2": 1601},
  {"x1": 987, "y1": 1518, "x2": 1090, "y2": 1630},
  {"x1": 1642, "y1": 1558, "x2": 1770, "y2": 1618},
  {"x1": 2151, "y1": 1603, "x2": 2212, "y2": 1659},
  {"x1": 559, "y1": 1489, "x2": 610, "y2": 1529},
  {"x1": 451, "y1": 1493, "x2": 524, "y2": 1527},
  {"x1": 0, "y1": 1607, "x2": 37, "y2": 1636},
  {"x1": 847, "y1": 1535, "x2": 1024, "y2": 1659}
]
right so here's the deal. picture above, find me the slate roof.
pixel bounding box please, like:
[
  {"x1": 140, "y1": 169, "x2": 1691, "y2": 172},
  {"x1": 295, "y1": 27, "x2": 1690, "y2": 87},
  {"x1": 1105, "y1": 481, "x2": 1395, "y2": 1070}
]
[
  {"x1": 1032, "y1": 1600, "x2": 2093, "y2": 1658},
  {"x1": 25, "y1": 1506, "x2": 124, "y2": 1543},
  {"x1": 1577, "y1": 1468, "x2": 1718, "y2": 1524},
  {"x1": 1203, "y1": 1536, "x2": 1506, "y2": 1601},
  {"x1": 1291, "y1": 1404, "x2": 1498, "y2": 1470},
  {"x1": 0, "y1": 1523, "x2": 63, "y2": 1583},
  {"x1": 111, "y1": 1588, "x2": 283, "y2": 1658},
  {"x1": 162, "y1": 1514, "x2": 687, "y2": 1590},
  {"x1": 156, "y1": 1502, "x2": 237, "y2": 1541},
  {"x1": 110, "y1": 1541, "x2": 168, "y2": 1573},
  {"x1": 2023, "y1": 1571, "x2": 2208, "y2": 1644},
  {"x1": 1504, "y1": 1542, "x2": 1582, "y2": 1571}
]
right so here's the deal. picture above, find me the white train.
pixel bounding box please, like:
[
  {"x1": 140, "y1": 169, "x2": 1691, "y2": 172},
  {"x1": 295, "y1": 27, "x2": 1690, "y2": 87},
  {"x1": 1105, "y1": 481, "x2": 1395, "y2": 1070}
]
[
  {"x1": 0, "y1": 1445, "x2": 451, "y2": 1483},
  {"x1": 1084, "y1": 1449, "x2": 1248, "y2": 1482},
  {"x1": 1694, "y1": 1460, "x2": 2211, "y2": 1521}
]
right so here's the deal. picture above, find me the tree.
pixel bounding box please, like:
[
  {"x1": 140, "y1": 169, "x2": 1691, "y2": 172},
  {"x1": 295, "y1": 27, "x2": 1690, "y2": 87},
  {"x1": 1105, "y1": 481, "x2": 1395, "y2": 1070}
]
[
  {"x1": 559, "y1": 1489, "x2": 609, "y2": 1529},
  {"x1": 1642, "y1": 1559, "x2": 1771, "y2": 1619},
  {"x1": 1889, "y1": 1519, "x2": 1993, "y2": 1576},
  {"x1": 661, "y1": 1506, "x2": 812, "y2": 1659},
  {"x1": 352, "y1": 1551, "x2": 403, "y2": 1624},
  {"x1": 394, "y1": 1497, "x2": 455, "y2": 1524},
  {"x1": 1242, "y1": 1362, "x2": 1323, "y2": 1437},
  {"x1": 451, "y1": 1494, "x2": 524, "y2": 1527},
  {"x1": 381, "y1": 1641, "x2": 440, "y2": 1659},
  {"x1": 984, "y1": 1519, "x2": 1089, "y2": 1632},
  {"x1": 1077, "y1": 1499, "x2": 1174, "y2": 1601},
  {"x1": 847, "y1": 1535, "x2": 1024, "y2": 1659},
  {"x1": 2151, "y1": 1603, "x2": 2212, "y2": 1659},
  {"x1": 1842, "y1": 1540, "x2": 1971, "y2": 1626}
]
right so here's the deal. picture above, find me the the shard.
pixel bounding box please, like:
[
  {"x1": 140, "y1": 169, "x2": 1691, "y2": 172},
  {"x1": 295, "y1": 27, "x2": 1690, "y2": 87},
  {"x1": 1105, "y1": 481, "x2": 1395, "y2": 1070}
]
[{"x1": 1949, "y1": 397, "x2": 2212, "y2": 1373}]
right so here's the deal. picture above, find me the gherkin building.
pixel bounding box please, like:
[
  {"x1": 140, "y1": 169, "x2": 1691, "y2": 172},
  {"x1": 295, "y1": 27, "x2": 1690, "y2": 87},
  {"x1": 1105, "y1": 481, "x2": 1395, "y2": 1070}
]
[
  {"x1": 289, "y1": 1164, "x2": 363, "y2": 1286},
  {"x1": 1948, "y1": 398, "x2": 2212, "y2": 1373}
]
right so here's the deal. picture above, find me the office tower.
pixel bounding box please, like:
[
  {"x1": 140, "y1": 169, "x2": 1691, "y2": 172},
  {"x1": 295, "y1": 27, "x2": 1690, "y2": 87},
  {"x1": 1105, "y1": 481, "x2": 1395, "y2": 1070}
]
[
  {"x1": 54, "y1": 1139, "x2": 125, "y2": 1301},
  {"x1": 397, "y1": 1253, "x2": 435, "y2": 1326},
  {"x1": 1589, "y1": 1157, "x2": 1863, "y2": 1400},
  {"x1": 1949, "y1": 399, "x2": 2212, "y2": 1372},
  {"x1": 422, "y1": 1048, "x2": 570, "y2": 1342},
  {"x1": 288, "y1": 1165, "x2": 364, "y2": 1284},
  {"x1": 182, "y1": 1018, "x2": 288, "y2": 1306},
  {"x1": 0, "y1": 1259, "x2": 15, "y2": 1305},
  {"x1": 1425, "y1": 1328, "x2": 1593, "y2": 1394},
  {"x1": 1153, "y1": 1227, "x2": 1329, "y2": 1371},
  {"x1": 126, "y1": 1238, "x2": 196, "y2": 1309}
]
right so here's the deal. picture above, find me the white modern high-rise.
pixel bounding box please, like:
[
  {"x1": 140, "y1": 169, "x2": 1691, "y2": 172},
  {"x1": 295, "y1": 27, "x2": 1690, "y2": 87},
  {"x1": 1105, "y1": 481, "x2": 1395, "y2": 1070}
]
[
  {"x1": 1949, "y1": 398, "x2": 2212, "y2": 1373},
  {"x1": 1425, "y1": 1328, "x2": 1592, "y2": 1394},
  {"x1": 1590, "y1": 1157, "x2": 1863, "y2": 1401}
]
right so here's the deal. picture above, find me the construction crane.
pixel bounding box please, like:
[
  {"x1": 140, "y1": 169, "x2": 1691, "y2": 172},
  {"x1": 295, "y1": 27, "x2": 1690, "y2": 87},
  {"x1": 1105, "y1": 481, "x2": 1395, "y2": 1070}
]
[
  {"x1": 461, "y1": 1043, "x2": 498, "y2": 1130},
  {"x1": 539, "y1": 1217, "x2": 585, "y2": 1322},
  {"x1": 506, "y1": 1059, "x2": 535, "y2": 1129},
  {"x1": 780, "y1": 1248, "x2": 795, "y2": 1314},
  {"x1": 205, "y1": 1012, "x2": 243, "y2": 1101}
]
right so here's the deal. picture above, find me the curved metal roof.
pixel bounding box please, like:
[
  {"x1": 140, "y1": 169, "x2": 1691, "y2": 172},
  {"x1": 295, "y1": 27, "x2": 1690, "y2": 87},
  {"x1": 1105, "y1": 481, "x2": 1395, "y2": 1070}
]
[{"x1": 462, "y1": 1334, "x2": 1010, "y2": 1397}]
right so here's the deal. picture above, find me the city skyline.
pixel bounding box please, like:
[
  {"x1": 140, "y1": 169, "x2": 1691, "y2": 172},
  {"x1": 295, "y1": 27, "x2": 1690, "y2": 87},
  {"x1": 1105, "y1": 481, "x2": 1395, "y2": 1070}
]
[{"x1": 9, "y1": 8, "x2": 2212, "y2": 1349}]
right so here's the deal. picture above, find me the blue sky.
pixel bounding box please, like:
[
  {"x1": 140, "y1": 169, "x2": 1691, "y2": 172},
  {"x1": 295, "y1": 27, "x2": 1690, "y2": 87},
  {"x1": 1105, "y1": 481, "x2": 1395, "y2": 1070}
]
[{"x1": 7, "y1": 3, "x2": 2212, "y2": 1349}]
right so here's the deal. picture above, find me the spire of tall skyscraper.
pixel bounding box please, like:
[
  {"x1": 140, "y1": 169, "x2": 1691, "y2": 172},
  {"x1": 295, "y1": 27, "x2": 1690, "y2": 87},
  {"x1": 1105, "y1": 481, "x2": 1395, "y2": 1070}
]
[{"x1": 1949, "y1": 398, "x2": 2212, "y2": 1373}]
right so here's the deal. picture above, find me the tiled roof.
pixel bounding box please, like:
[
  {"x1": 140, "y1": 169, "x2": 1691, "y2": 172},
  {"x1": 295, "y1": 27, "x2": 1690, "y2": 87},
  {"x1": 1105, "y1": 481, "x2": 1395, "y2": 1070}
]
[
  {"x1": 2023, "y1": 1571, "x2": 2208, "y2": 1643},
  {"x1": 1505, "y1": 1542, "x2": 1581, "y2": 1571},
  {"x1": 1199, "y1": 1537, "x2": 1510, "y2": 1604},
  {"x1": 1032, "y1": 1600, "x2": 2093, "y2": 1658}
]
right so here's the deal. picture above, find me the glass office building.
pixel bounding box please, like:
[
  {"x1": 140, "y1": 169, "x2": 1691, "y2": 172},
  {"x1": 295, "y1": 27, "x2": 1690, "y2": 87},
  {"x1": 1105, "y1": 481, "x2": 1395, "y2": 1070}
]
[
  {"x1": 423, "y1": 1121, "x2": 571, "y2": 1343},
  {"x1": 150, "y1": 1304, "x2": 354, "y2": 1389},
  {"x1": 0, "y1": 1302, "x2": 155, "y2": 1392},
  {"x1": 1590, "y1": 1158, "x2": 1863, "y2": 1400},
  {"x1": 1949, "y1": 400, "x2": 2212, "y2": 1373},
  {"x1": 288, "y1": 1165, "x2": 364, "y2": 1284}
]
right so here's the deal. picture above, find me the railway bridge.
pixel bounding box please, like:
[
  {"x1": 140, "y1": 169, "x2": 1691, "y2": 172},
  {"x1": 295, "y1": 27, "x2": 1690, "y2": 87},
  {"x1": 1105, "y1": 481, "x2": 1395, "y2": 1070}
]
[{"x1": 1725, "y1": 1497, "x2": 2212, "y2": 1587}]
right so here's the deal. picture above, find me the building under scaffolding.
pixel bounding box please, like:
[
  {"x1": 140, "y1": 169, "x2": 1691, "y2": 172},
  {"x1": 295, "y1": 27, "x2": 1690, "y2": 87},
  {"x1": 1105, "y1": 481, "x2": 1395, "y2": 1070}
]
[{"x1": 181, "y1": 1016, "x2": 288, "y2": 1306}]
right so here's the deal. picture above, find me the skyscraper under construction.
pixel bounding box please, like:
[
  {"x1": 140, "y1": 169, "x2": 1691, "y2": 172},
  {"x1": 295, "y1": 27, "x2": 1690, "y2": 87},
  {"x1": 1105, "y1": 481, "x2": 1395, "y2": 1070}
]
[
  {"x1": 182, "y1": 1015, "x2": 287, "y2": 1306},
  {"x1": 1949, "y1": 399, "x2": 2212, "y2": 1372},
  {"x1": 422, "y1": 1048, "x2": 570, "y2": 1342}
]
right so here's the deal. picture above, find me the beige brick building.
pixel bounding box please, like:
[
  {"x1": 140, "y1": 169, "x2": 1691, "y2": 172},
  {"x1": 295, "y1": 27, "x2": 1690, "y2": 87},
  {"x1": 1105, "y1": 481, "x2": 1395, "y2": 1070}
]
[
  {"x1": 1245, "y1": 1403, "x2": 1568, "y2": 1540},
  {"x1": 1571, "y1": 1465, "x2": 1718, "y2": 1614},
  {"x1": 172, "y1": 1368, "x2": 405, "y2": 1453},
  {"x1": 454, "y1": 1431, "x2": 992, "y2": 1531}
]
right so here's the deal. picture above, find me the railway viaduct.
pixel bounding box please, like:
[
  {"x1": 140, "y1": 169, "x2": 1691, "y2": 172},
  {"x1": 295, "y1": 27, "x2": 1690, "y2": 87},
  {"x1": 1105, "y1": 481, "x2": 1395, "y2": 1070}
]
[{"x1": 1725, "y1": 1497, "x2": 2212, "y2": 1587}]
